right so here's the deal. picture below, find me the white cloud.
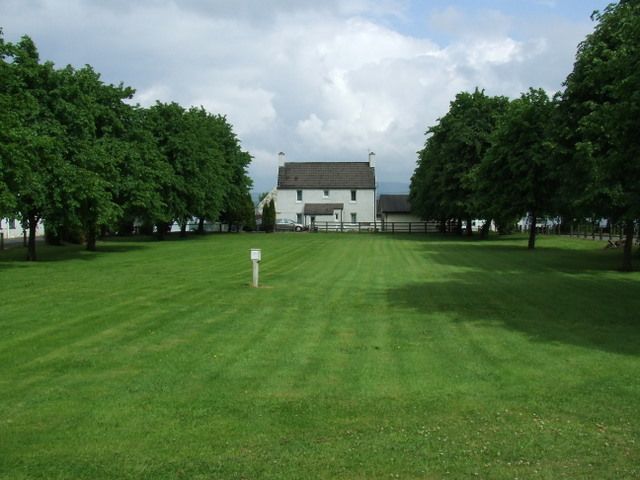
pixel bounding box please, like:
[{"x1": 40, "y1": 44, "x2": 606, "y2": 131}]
[{"x1": 1, "y1": 0, "x2": 600, "y2": 192}]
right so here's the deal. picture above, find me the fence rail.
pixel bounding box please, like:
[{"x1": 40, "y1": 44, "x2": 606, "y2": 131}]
[
  {"x1": 310, "y1": 221, "x2": 443, "y2": 233},
  {"x1": 565, "y1": 222, "x2": 640, "y2": 242}
]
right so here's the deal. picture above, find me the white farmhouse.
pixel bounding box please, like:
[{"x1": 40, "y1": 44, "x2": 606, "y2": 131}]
[{"x1": 275, "y1": 152, "x2": 377, "y2": 226}]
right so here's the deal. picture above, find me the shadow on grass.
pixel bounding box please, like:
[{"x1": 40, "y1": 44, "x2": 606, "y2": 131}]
[
  {"x1": 395, "y1": 233, "x2": 634, "y2": 274},
  {"x1": 386, "y1": 238, "x2": 640, "y2": 356},
  {"x1": 0, "y1": 240, "x2": 149, "y2": 267}
]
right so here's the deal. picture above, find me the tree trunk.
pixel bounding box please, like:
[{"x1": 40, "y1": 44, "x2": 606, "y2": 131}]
[
  {"x1": 439, "y1": 218, "x2": 446, "y2": 234},
  {"x1": 480, "y1": 219, "x2": 491, "y2": 239},
  {"x1": 86, "y1": 223, "x2": 97, "y2": 251},
  {"x1": 455, "y1": 218, "x2": 463, "y2": 236},
  {"x1": 180, "y1": 222, "x2": 187, "y2": 237},
  {"x1": 466, "y1": 218, "x2": 473, "y2": 237},
  {"x1": 528, "y1": 211, "x2": 537, "y2": 250},
  {"x1": 156, "y1": 222, "x2": 166, "y2": 241},
  {"x1": 26, "y1": 213, "x2": 37, "y2": 261},
  {"x1": 621, "y1": 219, "x2": 635, "y2": 272},
  {"x1": 197, "y1": 218, "x2": 205, "y2": 234}
]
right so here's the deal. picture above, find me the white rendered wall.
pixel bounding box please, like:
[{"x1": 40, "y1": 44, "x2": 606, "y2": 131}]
[
  {"x1": 276, "y1": 189, "x2": 376, "y2": 224},
  {"x1": 0, "y1": 218, "x2": 45, "y2": 239},
  {"x1": 382, "y1": 213, "x2": 423, "y2": 223}
]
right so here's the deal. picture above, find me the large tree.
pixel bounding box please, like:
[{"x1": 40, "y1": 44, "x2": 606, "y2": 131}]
[
  {"x1": 475, "y1": 89, "x2": 558, "y2": 249},
  {"x1": 0, "y1": 31, "x2": 16, "y2": 217},
  {"x1": 410, "y1": 89, "x2": 508, "y2": 234},
  {"x1": 560, "y1": 0, "x2": 640, "y2": 271},
  {"x1": 50, "y1": 65, "x2": 135, "y2": 250},
  {"x1": 0, "y1": 34, "x2": 67, "y2": 260}
]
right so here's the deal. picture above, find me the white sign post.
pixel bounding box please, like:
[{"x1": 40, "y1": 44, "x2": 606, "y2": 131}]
[{"x1": 250, "y1": 248, "x2": 261, "y2": 287}]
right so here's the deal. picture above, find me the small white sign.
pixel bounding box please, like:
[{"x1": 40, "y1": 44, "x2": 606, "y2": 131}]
[{"x1": 250, "y1": 248, "x2": 261, "y2": 262}]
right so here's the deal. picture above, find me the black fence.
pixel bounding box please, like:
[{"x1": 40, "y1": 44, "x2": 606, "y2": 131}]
[
  {"x1": 309, "y1": 221, "x2": 442, "y2": 233},
  {"x1": 566, "y1": 222, "x2": 640, "y2": 242}
]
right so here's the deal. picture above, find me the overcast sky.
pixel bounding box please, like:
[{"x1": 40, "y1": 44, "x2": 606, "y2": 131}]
[{"x1": 1, "y1": 0, "x2": 611, "y2": 193}]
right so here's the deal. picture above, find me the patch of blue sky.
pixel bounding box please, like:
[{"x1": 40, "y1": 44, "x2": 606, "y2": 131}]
[{"x1": 386, "y1": 0, "x2": 613, "y2": 44}]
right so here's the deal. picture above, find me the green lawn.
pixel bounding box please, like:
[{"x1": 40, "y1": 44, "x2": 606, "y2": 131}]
[{"x1": 1, "y1": 233, "x2": 639, "y2": 479}]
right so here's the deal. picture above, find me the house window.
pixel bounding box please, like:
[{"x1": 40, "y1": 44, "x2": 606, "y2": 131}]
[
  {"x1": 323, "y1": 190, "x2": 329, "y2": 198},
  {"x1": 296, "y1": 190, "x2": 303, "y2": 202},
  {"x1": 350, "y1": 190, "x2": 357, "y2": 202},
  {"x1": 351, "y1": 213, "x2": 357, "y2": 223},
  {"x1": 8, "y1": 219, "x2": 16, "y2": 229},
  {"x1": 296, "y1": 213, "x2": 302, "y2": 224},
  {"x1": 335, "y1": 213, "x2": 339, "y2": 221}
]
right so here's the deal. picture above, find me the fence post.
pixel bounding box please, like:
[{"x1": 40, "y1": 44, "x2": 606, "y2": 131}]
[{"x1": 409, "y1": 222, "x2": 412, "y2": 234}]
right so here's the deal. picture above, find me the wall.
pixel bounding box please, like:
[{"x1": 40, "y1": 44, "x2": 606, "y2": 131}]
[
  {"x1": 0, "y1": 218, "x2": 46, "y2": 240},
  {"x1": 276, "y1": 188, "x2": 376, "y2": 224},
  {"x1": 382, "y1": 213, "x2": 423, "y2": 223}
]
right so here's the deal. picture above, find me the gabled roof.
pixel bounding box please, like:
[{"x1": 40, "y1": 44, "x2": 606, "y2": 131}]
[
  {"x1": 303, "y1": 203, "x2": 344, "y2": 215},
  {"x1": 278, "y1": 162, "x2": 375, "y2": 189},
  {"x1": 378, "y1": 194, "x2": 412, "y2": 213}
]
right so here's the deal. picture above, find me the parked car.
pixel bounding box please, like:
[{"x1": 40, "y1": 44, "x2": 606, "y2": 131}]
[{"x1": 275, "y1": 219, "x2": 306, "y2": 232}]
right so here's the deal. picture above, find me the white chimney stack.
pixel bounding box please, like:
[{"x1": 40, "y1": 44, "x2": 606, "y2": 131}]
[
  {"x1": 368, "y1": 151, "x2": 376, "y2": 168},
  {"x1": 278, "y1": 151, "x2": 286, "y2": 167}
]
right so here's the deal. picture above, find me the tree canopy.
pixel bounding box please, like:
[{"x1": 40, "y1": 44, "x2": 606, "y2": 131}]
[
  {"x1": 475, "y1": 89, "x2": 558, "y2": 249},
  {"x1": 560, "y1": 0, "x2": 640, "y2": 270},
  {"x1": 410, "y1": 89, "x2": 508, "y2": 234},
  {"x1": 0, "y1": 32, "x2": 253, "y2": 259},
  {"x1": 410, "y1": 1, "x2": 640, "y2": 268}
]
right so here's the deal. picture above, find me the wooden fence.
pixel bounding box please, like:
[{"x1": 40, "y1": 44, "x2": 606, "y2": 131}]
[
  {"x1": 565, "y1": 222, "x2": 639, "y2": 242},
  {"x1": 310, "y1": 221, "x2": 442, "y2": 233}
]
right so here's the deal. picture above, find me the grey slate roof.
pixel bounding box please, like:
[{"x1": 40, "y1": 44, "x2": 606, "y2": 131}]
[
  {"x1": 303, "y1": 203, "x2": 344, "y2": 215},
  {"x1": 278, "y1": 162, "x2": 375, "y2": 189},
  {"x1": 378, "y1": 194, "x2": 412, "y2": 213}
]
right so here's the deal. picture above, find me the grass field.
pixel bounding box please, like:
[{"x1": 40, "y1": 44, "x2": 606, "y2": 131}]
[{"x1": 1, "y1": 233, "x2": 639, "y2": 479}]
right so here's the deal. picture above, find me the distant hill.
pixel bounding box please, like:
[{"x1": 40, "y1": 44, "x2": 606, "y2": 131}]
[{"x1": 376, "y1": 182, "x2": 410, "y2": 195}]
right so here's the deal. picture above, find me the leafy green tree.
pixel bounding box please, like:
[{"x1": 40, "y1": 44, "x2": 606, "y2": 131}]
[
  {"x1": 410, "y1": 89, "x2": 508, "y2": 235},
  {"x1": 52, "y1": 65, "x2": 134, "y2": 250},
  {"x1": 144, "y1": 102, "x2": 190, "y2": 238},
  {"x1": 475, "y1": 89, "x2": 558, "y2": 249},
  {"x1": 184, "y1": 107, "x2": 227, "y2": 234},
  {"x1": 0, "y1": 31, "x2": 16, "y2": 217},
  {"x1": 0, "y1": 34, "x2": 67, "y2": 260},
  {"x1": 208, "y1": 115, "x2": 252, "y2": 228},
  {"x1": 262, "y1": 198, "x2": 275, "y2": 233},
  {"x1": 113, "y1": 106, "x2": 170, "y2": 236},
  {"x1": 560, "y1": 0, "x2": 640, "y2": 270}
]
